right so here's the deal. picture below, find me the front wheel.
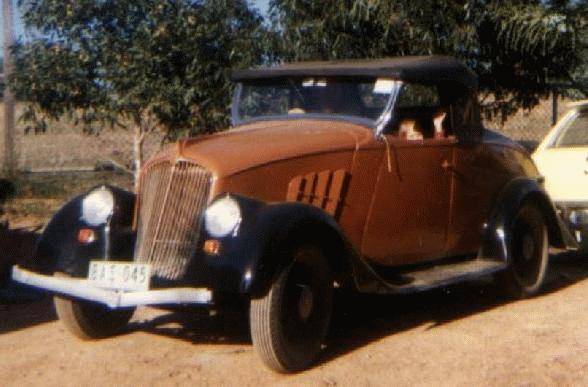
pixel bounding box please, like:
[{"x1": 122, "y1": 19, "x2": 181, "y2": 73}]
[
  {"x1": 497, "y1": 203, "x2": 549, "y2": 298},
  {"x1": 250, "y1": 245, "x2": 333, "y2": 373},
  {"x1": 53, "y1": 274, "x2": 135, "y2": 339}
]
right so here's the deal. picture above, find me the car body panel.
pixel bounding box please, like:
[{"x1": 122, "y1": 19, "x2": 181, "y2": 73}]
[
  {"x1": 142, "y1": 120, "x2": 551, "y2": 268},
  {"x1": 535, "y1": 148, "x2": 588, "y2": 202},
  {"x1": 361, "y1": 136, "x2": 454, "y2": 265},
  {"x1": 167, "y1": 119, "x2": 374, "y2": 179}
]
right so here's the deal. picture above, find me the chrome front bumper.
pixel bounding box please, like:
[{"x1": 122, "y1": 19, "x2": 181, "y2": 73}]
[{"x1": 11, "y1": 266, "x2": 213, "y2": 309}]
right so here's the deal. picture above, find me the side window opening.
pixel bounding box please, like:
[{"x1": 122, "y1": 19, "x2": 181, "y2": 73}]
[
  {"x1": 554, "y1": 110, "x2": 588, "y2": 147},
  {"x1": 391, "y1": 83, "x2": 445, "y2": 140},
  {"x1": 439, "y1": 84, "x2": 482, "y2": 141}
]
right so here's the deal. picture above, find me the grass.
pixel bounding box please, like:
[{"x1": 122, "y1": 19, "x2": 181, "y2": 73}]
[
  {"x1": 0, "y1": 102, "x2": 147, "y2": 226},
  {"x1": 0, "y1": 102, "x2": 165, "y2": 173},
  {"x1": 2, "y1": 171, "x2": 133, "y2": 227}
]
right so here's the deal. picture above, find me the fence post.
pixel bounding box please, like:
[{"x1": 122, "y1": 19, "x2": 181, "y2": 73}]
[
  {"x1": 551, "y1": 90, "x2": 558, "y2": 127},
  {"x1": 2, "y1": 0, "x2": 16, "y2": 176}
]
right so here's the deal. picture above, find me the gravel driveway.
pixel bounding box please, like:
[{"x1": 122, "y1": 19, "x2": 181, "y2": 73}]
[{"x1": 1, "y1": 253, "x2": 587, "y2": 386}]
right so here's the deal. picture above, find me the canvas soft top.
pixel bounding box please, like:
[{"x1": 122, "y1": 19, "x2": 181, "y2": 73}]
[{"x1": 232, "y1": 56, "x2": 478, "y2": 89}]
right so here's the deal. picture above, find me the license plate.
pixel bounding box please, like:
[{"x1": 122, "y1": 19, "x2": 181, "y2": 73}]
[{"x1": 88, "y1": 261, "x2": 151, "y2": 291}]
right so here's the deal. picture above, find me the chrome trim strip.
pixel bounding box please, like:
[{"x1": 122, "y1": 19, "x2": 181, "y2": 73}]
[
  {"x1": 375, "y1": 80, "x2": 403, "y2": 137},
  {"x1": 11, "y1": 266, "x2": 212, "y2": 309},
  {"x1": 555, "y1": 201, "x2": 588, "y2": 209}
]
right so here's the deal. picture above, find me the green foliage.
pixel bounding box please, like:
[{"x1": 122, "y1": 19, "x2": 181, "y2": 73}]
[
  {"x1": 270, "y1": 0, "x2": 587, "y2": 117},
  {"x1": 7, "y1": 0, "x2": 587, "y2": 138},
  {"x1": 9, "y1": 0, "x2": 275, "y2": 138}
]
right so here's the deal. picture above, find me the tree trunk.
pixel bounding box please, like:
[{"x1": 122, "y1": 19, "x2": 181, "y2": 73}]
[
  {"x1": 133, "y1": 124, "x2": 144, "y2": 192},
  {"x1": 2, "y1": 0, "x2": 16, "y2": 175}
]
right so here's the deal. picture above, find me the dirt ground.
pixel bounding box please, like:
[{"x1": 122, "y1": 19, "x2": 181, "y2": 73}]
[{"x1": 1, "y1": 246, "x2": 587, "y2": 386}]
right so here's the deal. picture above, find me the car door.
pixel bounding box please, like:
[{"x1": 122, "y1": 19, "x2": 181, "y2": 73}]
[
  {"x1": 533, "y1": 109, "x2": 588, "y2": 202},
  {"x1": 361, "y1": 136, "x2": 455, "y2": 266},
  {"x1": 361, "y1": 82, "x2": 455, "y2": 266}
]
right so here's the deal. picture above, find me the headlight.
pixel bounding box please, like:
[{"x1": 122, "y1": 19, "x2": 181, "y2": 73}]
[
  {"x1": 204, "y1": 196, "x2": 241, "y2": 238},
  {"x1": 81, "y1": 187, "x2": 114, "y2": 226}
]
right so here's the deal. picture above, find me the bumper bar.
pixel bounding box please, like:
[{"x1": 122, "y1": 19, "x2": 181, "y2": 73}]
[{"x1": 11, "y1": 266, "x2": 213, "y2": 309}]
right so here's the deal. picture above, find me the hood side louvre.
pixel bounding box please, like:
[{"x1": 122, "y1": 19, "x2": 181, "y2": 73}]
[{"x1": 286, "y1": 169, "x2": 350, "y2": 220}]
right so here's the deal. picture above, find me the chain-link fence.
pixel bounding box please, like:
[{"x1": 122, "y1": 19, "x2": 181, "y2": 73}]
[
  {"x1": 7, "y1": 106, "x2": 165, "y2": 173},
  {"x1": 484, "y1": 91, "x2": 584, "y2": 144},
  {"x1": 1, "y1": 88, "x2": 585, "y2": 178}
]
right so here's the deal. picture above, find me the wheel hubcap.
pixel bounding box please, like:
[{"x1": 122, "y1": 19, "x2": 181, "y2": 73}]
[
  {"x1": 522, "y1": 233, "x2": 536, "y2": 261},
  {"x1": 297, "y1": 284, "x2": 314, "y2": 322}
]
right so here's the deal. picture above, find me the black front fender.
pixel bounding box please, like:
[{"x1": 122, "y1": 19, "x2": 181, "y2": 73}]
[
  {"x1": 244, "y1": 201, "x2": 353, "y2": 297},
  {"x1": 31, "y1": 186, "x2": 136, "y2": 277},
  {"x1": 197, "y1": 196, "x2": 354, "y2": 297}
]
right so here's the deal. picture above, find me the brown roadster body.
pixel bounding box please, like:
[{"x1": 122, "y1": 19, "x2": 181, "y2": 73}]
[
  {"x1": 13, "y1": 56, "x2": 577, "y2": 373},
  {"x1": 166, "y1": 116, "x2": 538, "y2": 267}
]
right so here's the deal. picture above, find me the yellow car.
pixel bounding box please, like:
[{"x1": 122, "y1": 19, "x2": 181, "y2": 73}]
[{"x1": 533, "y1": 100, "x2": 588, "y2": 249}]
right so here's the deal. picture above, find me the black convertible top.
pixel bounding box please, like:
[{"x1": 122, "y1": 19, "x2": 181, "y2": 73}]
[{"x1": 232, "y1": 56, "x2": 478, "y2": 88}]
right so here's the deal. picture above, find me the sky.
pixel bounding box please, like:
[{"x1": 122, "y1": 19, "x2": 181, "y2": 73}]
[
  {"x1": 1, "y1": 0, "x2": 271, "y2": 57},
  {"x1": 252, "y1": 0, "x2": 270, "y2": 15}
]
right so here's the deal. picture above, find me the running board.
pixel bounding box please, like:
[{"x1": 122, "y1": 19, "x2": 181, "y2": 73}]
[{"x1": 373, "y1": 259, "x2": 507, "y2": 294}]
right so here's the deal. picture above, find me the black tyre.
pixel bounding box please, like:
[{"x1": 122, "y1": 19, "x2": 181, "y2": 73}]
[
  {"x1": 497, "y1": 203, "x2": 549, "y2": 298},
  {"x1": 250, "y1": 245, "x2": 333, "y2": 373},
  {"x1": 54, "y1": 274, "x2": 135, "y2": 339}
]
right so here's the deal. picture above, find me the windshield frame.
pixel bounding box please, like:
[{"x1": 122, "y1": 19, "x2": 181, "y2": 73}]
[{"x1": 230, "y1": 78, "x2": 403, "y2": 131}]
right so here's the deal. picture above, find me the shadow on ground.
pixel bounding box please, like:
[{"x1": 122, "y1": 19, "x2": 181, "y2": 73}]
[
  {"x1": 130, "y1": 303, "x2": 251, "y2": 345},
  {"x1": 127, "y1": 252, "x2": 588, "y2": 368},
  {"x1": 0, "y1": 297, "x2": 55, "y2": 334},
  {"x1": 0, "y1": 226, "x2": 52, "y2": 334}
]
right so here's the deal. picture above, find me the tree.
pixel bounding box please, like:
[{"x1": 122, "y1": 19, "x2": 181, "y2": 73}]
[
  {"x1": 9, "y1": 0, "x2": 275, "y2": 185},
  {"x1": 550, "y1": 0, "x2": 588, "y2": 95},
  {"x1": 270, "y1": 0, "x2": 587, "y2": 118}
]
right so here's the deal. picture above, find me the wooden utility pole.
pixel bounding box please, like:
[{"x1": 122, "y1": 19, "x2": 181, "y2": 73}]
[
  {"x1": 2, "y1": 0, "x2": 16, "y2": 175},
  {"x1": 551, "y1": 90, "x2": 559, "y2": 127}
]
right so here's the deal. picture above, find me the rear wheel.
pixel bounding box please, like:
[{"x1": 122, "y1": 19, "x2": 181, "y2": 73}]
[
  {"x1": 497, "y1": 203, "x2": 549, "y2": 298},
  {"x1": 53, "y1": 274, "x2": 135, "y2": 339},
  {"x1": 250, "y1": 245, "x2": 333, "y2": 373}
]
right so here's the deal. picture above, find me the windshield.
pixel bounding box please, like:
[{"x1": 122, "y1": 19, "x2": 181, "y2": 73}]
[{"x1": 233, "y1": 77, "x2": 399, "y2": 126}]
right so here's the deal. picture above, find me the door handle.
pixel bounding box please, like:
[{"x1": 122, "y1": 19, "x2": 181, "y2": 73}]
[
  {"x1": 441, "y1": 160, "x2": 454, "y2": 170},
  {"x1": 442, "y1": 159, "x2": 463, "y2": 178}
]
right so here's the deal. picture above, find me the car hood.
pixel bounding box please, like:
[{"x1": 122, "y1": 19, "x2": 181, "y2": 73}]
[{"x1": 169, "y1": 119, "x2": 374, "y2": 177}]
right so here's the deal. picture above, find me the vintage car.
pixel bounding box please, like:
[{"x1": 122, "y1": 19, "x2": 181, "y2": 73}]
[
  {"x1": 533, "y1": 100, "x2": 588, "y2": 250},
  {"x1": 12, "y1": 56, "x2": 578, "y2": 372}
]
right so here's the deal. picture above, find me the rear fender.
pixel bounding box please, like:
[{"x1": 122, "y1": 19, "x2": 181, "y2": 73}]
[{"x1": 479, "y1": 177, "x2": 576, "y2": 262}]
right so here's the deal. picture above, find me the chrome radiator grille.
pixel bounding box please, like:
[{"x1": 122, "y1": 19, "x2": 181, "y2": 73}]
[{"x1": 134, "y1": 160, "x2": 212, "y2": 280}]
